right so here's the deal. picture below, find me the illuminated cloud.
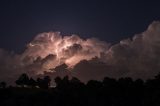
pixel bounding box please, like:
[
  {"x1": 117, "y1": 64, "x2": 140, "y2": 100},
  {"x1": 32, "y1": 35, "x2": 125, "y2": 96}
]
[
  {"x1": 22, "y1": 32, "x2": 109, "y2": 69},
  {"x1": 0, "y1": 21, "x2": 160, "y2": 84}
]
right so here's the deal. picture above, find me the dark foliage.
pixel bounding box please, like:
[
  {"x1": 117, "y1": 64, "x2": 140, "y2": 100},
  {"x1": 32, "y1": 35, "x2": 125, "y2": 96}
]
[
  {"x1": 15, "y1": 73, "x2": 30, "y2": 87},
  {"x1": 0, "y1": 82, "x2": 6, "y2": 88},
  {"x1": 37, "y1": 76, "x2": 51, "y2": 89},
  {"x1": 1, "y1": 73, "x2": 160, "y2": 105},
  {"x1": 28, "y1": 78, "x2": 36, "y2": 88}
]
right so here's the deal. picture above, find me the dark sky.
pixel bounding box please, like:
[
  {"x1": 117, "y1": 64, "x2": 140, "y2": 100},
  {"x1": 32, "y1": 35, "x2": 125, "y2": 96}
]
[{"x1": 0, "y1": 0, "x2": 160, "y2": 52}]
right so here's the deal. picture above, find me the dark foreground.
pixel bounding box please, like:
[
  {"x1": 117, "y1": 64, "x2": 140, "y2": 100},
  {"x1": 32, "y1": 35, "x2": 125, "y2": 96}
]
[{"x1": 1, "y1": 75, "x2": 160, "y2": 106}]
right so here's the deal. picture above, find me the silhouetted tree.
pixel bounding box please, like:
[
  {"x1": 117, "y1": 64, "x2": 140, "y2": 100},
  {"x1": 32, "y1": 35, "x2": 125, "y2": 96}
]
[
  {"x1": 15, "y1": 73, "x2": 29, "y2": 87},
  {"x1": 70, "y1": 77, "x2": 81, "y2": 84},
  {"x1": 55, "y1": 76, "x2": 62, "y2": 86},
  {"x1": 62, "y1": 76, "x2": 69, "y2": 82},
  {"x1": 70, "y1": 77, "x2": 84, "y2": 89},
  {"x1": 37, "y1": 76, "x2": 51, "y2": 89},
  {"x1": 54, "y1": 76, "x2": 70, "y2": 90},
  {"x1": 28, "y1": 78, "x2": 36, "y2": 88},
  {"x1": 0, "y1": 81, "x2": 6, "y2": 88},
  {"x1": 87, "y1": 80, "x2": 102, "y2": 90},
  {"x1": 37, "y1": 78, "x2": 43, "y2": 88},
  {"x1": 2, "y1": 72, "x2": 160, "y2": 106},
  {"x1": 155, "y1": 72, "x2": 160, "y2": 80},
  {"x1": 103, "y1": 77, "x2": 117, "y2": 87},
  {"x1": 118, "y1": 77, "x2": 133, "y2": 89},
  {"x1": 43, "y1": 76, "x2": 51, "y2": 88}
]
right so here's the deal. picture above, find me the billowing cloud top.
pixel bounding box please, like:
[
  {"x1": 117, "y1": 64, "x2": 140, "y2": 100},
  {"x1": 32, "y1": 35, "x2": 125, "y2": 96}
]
[{"x1": 0, "y1": 21, "x2": 160, "y2": 84}]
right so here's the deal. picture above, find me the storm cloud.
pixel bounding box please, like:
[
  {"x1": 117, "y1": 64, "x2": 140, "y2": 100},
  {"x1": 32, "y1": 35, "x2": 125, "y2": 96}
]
[{"x1": 0, "y1": 21, "x2": 160, "y2": 84}]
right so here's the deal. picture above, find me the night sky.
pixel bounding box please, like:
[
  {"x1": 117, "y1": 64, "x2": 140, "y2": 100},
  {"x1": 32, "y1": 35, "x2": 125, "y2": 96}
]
[{"x1": 0, "y1": 0, "x2": 160, "y2": 52}]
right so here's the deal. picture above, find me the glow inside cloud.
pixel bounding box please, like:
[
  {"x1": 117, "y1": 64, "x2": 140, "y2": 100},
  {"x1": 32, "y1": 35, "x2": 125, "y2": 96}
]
[{"x1": 0, "y1": 21, "x2": 160, "y2": 84}]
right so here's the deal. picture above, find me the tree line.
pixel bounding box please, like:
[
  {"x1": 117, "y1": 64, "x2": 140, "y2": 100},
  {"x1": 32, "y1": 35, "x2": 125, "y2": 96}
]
[{"x1": 0, "y1": 73, "x2": 160, "y2": 106}]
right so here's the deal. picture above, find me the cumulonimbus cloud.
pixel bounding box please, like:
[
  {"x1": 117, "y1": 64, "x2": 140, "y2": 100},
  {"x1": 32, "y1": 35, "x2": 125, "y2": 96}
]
[{"x1": 0, "y1": 21, "x2": 160, "y2": 84}]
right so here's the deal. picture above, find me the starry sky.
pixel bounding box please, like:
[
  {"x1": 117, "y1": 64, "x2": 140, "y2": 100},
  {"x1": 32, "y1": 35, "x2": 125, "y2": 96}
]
[{"x1": 0, "y1": 0, "x2": 160, "y2": 52}]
